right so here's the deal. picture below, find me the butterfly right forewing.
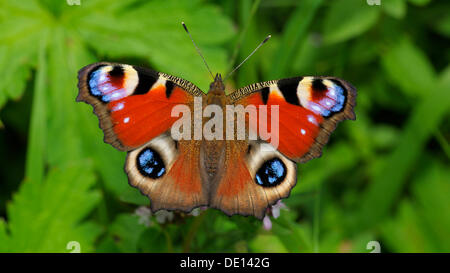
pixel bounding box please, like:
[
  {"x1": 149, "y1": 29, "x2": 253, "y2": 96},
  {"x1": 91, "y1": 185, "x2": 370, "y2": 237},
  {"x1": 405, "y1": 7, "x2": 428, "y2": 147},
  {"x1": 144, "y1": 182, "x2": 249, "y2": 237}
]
[{"x1": 229, "y1": 76, "x2": 357, "y2": 163}]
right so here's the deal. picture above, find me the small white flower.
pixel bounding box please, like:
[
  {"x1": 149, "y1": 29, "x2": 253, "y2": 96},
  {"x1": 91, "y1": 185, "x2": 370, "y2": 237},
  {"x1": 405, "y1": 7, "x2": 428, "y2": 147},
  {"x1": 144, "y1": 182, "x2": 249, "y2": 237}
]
[
  {"x1": 262, "y1": 200, "x2": 288, "y2": 230},
  {"x1": 135, "y1": 206, "x2": 152, "y2": 227},
  {"x1": 189, "y1": 206, "x2": 208, "y2": 217},
  {"x1": 263, "y1": 215, "x2": 272, "y2": 230},
  {"x1": 190, "y1": 208, "x2": 201, "y2": 217},
  {"x1": 155, "y1": 210, "x2": 174, "y2": 224},
  {"x1": 271, "y1": 200, "x2": 287, "y2": 219}
]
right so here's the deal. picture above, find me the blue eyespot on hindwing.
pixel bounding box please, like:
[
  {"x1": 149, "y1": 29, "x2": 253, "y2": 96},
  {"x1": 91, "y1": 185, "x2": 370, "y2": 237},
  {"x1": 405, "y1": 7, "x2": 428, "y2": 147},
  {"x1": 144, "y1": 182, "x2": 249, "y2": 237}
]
[
  {"x1": 136, "y1": 147, "x2": 166, "y2": 179},
  {"x1": 255, "y1": 158, "x2": 287, "y2": 187}
]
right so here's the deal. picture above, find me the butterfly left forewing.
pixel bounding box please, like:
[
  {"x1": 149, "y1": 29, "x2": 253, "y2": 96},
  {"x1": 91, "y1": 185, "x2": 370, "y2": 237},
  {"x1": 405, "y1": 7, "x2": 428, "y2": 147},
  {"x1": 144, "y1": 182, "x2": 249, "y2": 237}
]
[{"x1": 77, "y1": 62, "x2": 204, "y2": 150}]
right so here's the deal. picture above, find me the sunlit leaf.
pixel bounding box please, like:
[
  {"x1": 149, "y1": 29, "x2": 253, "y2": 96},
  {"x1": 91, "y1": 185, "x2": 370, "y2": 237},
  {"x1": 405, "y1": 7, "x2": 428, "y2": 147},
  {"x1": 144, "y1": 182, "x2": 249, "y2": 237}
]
[
  {"x1": 381, "y1": 164, "x2": 450, "y2": 252},
  {"x1": 24, "y1": 34, "x2": 48, "y2": 185},
  {"x1": 323, "y1": 0, "x2": 380, "y2": 44},
  {"x1": 74, "y1": 0, "x2": 234, "y2": 90},
  {"x1": 382, "y1": 38, "x2": 436, "y2": 97},
  {"x1": 382, "y1": 0, "x2": 407, "y2": 19},
  {"x1": 0, "y1": 163, "x2": 102, "y2": 252},
  {"x1": 355, "y1": 63, "x2": 450, "y2": 231}
]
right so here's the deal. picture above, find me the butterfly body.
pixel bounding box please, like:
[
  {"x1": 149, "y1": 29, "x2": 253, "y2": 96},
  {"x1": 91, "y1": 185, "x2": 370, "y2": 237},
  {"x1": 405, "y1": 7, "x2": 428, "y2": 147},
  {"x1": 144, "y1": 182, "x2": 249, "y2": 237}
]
[{"x1": 77, "y1": 62, "x2": 356, "y2": 219}]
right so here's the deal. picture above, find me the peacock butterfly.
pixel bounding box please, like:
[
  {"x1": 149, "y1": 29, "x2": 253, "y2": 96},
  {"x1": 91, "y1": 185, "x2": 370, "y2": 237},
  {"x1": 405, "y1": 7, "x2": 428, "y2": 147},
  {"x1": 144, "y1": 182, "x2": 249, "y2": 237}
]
[{"x1": 76, "y1": 29, "x2": 356, "y2": 219}]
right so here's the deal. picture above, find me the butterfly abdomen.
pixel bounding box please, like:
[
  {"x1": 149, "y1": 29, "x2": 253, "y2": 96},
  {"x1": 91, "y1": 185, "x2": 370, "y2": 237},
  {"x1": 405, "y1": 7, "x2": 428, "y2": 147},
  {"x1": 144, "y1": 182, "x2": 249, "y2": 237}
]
[{"x1": 200, "y1": 140, "x2": 225, "y2": 179}]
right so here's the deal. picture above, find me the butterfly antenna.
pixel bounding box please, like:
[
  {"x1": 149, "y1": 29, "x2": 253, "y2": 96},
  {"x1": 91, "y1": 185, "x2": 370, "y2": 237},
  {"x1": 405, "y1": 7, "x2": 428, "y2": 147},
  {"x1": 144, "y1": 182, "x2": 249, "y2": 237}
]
[
  {"x1": 224, "y1": 34, "x2": 271, "y2": 82},
  {"x1": 182, "y1": 22, "x2": 214, "y2": 80}
]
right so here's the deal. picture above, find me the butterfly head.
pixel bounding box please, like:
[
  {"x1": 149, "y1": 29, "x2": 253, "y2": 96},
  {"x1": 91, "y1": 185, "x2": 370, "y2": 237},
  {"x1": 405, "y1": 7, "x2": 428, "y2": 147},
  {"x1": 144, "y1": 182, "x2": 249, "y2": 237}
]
[{"x1": 209, "y1": 73, "x2": 225, "y2": 95}]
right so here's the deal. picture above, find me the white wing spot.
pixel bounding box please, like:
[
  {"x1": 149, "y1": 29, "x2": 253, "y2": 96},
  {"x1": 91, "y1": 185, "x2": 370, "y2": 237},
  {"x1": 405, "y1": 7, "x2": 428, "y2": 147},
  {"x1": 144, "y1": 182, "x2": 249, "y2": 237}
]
[
  {"x1": 307, "y1": 115, "x2": 318, "y2": 125},
  {"x1": 113, "y1": 102, "x2": 124, "y2": 111}
]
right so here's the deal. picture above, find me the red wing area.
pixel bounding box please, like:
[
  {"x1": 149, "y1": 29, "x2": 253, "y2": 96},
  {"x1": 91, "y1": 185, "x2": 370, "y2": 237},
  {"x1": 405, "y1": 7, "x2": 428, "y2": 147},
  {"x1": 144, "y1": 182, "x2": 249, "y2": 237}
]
[
  {"x1": 240, "y1": 92, "x2": 323, "y2": 160},
  {"x1": 151, "y1": 140, "x2": 207, "y2": 211},
  {"x1": 165, "y1": 140, "x2": 203, "y2": 195},
  {"x1": 214, "y1": 141, "x2": 251, "y2": 197},
  {"x1": 209, "y1": 141, "x2": 259, "y2": 217},
  {"x1": 108, "y1": 85, "x2": 192, "y2": 148}
]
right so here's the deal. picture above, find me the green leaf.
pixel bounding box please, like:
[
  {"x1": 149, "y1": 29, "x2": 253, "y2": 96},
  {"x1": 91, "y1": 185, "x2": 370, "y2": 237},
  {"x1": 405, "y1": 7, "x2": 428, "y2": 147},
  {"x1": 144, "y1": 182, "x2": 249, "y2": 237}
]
[
  {"x1": 432, "y1": 12, "x2": 450, "y2": 38},
  {"x1": 382, "y1": 0, "x2": 407, "y2": 19},
  {"x1": 236, "y1": 0, "x2": 262, "y2": 88},
  {"x1": 46, "y1": 27, "x2": 85, "y2": 165},
  {"x1": 268, "y1": 0, "x2": 323, "y2": 79},
  {"x1": 271, "y1": 213, "x2": 313, "y2": 252},
  {"x1": 413, "y1": 165, "x2": 450, "y2": 251},
  {"x1": 291, "y1": 143, "x2": 358, "y2": 196},
  {"x1": 348, "y1": 35, "x2": 379, "y2": 66},
  {"x1": 249, "y1": 234, "x2": 288, "y2": 253},
  {"x1": 0, "y1": 0, "x2": 45, "y2": 109},
  {"x1": 0, "y1": 44, "x2": 34, "y2": 102},
  {"x1": 323, "y1": 0, "x2": 380, "y2": 44},
  {"x1": 382, "y1": 201, "x2": 435, "y2": 252},
  {"x1": 407, "y1": 0, "x2": 431, "y2": 6},
  {"x1": 24, "y1": 33, "x2": 48, "y2": 185},
  {"x1": 381, "y1": 164, "x2": 450, "y2": 252},
  {"x1": 1, "y1": 163, "x2": 102, "y2": 252},
  {"x1": 355, "y1": 64, "x2": 450, "y2": 231},
  {"x1": 106, "y1": 213, "x2": 148, "y2": 252},
  {"x1": 0, "y1": 218, "x2": 7, "y2": 252},
  {"x1": 382, "y1": 38, "x2": 436, "y2": 97},
  {"x1": 75, "y1": 0, "x2": 234, "y2": 90}
]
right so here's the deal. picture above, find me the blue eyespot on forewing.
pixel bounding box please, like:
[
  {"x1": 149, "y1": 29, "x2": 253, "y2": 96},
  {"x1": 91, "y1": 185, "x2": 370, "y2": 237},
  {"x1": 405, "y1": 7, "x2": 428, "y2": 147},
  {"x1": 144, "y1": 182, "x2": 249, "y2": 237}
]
[
  {"x1": 296, "y1": 77, "x2": 348, "y2": 118},
  {"x1": 86, "y1": 64, "x2": 139, "y2": 103}
]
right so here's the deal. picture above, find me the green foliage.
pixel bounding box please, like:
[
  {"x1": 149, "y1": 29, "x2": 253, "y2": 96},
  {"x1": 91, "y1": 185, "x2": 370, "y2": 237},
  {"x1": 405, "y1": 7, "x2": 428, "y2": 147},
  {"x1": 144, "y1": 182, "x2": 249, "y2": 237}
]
[
  {"x1": 322, "y1": 0, "x2": 380, "y2": 45},
  {"x1": 0, "y1": 164, "x2": 101, "y2": 252},
  {"x1": 382, "y1": 0, "x2": 407, "y2": 19},
  {"x1": 98, "y1": 213, "x2": 148, "y2": 253},
  {"x1": 382, "y1": 38, "x2": 436, "y2": 96},
  {"x1": 381, "y1": 163, "x2": 450, "y2": 252},
  {"x1": 0, "y1": 0, "x2": 448, "y2": 253}
]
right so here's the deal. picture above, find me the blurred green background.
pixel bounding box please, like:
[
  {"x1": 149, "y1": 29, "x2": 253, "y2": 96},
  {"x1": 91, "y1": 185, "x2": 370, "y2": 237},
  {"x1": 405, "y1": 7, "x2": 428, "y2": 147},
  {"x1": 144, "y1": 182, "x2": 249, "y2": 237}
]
[{"x1": 0, "y1": 0, "x2": 449, "y2": 253}]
